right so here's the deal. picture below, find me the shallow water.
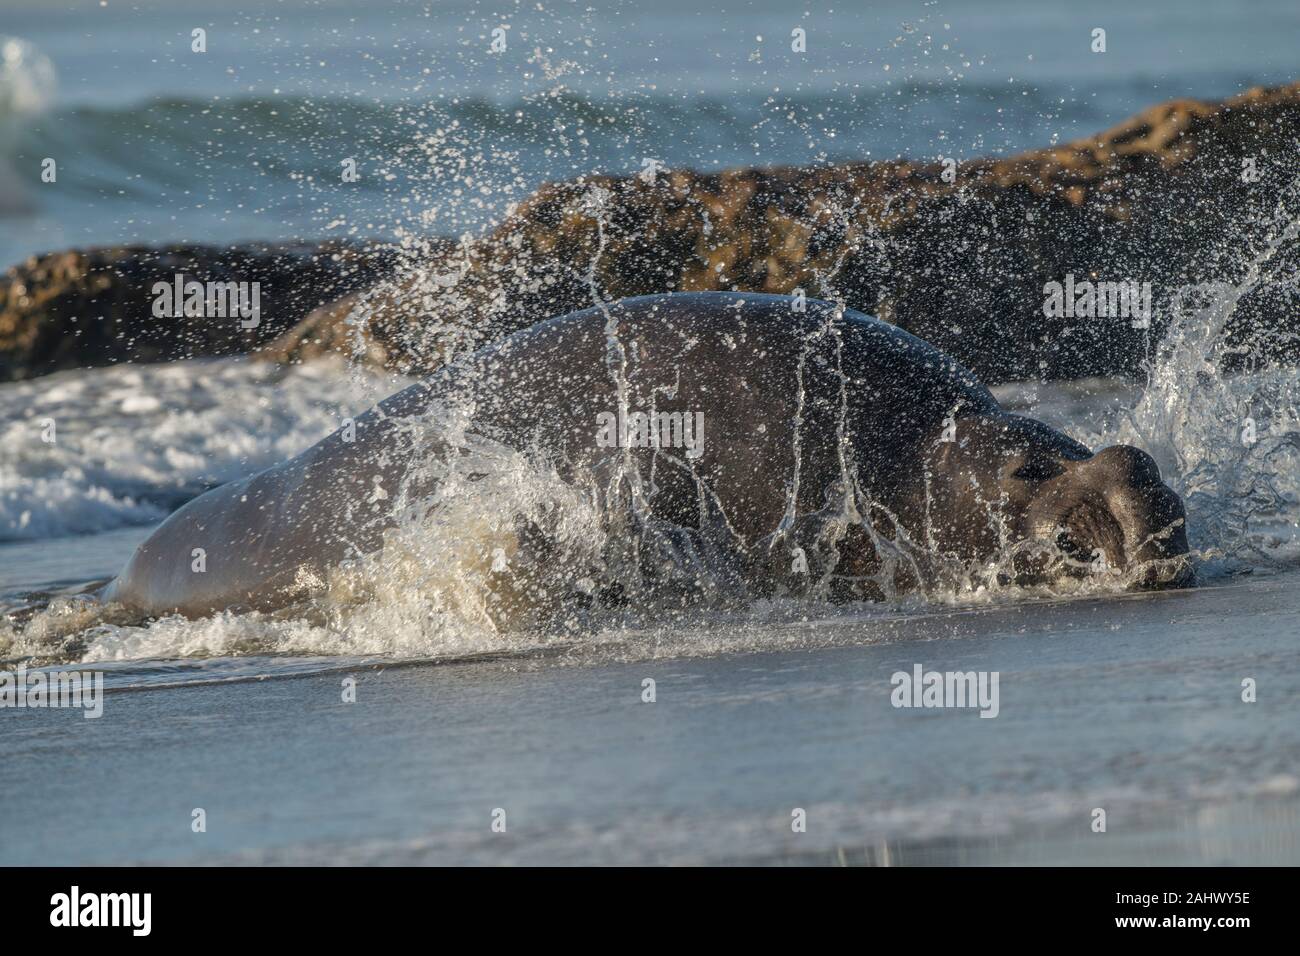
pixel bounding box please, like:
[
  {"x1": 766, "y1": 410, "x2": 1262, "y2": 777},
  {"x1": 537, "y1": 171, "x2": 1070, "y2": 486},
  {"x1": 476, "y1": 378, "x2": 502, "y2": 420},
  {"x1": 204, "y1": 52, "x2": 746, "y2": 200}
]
[{"x1": 3, "y1": 567, "x2": 1296, "y2": 865}]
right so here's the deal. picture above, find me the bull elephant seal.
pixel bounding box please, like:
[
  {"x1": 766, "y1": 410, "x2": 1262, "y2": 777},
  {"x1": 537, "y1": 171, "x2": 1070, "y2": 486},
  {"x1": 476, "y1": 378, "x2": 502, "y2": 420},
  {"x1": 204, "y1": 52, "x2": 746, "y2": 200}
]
[{"x1": 102, "y1": 292, "x2": 1192, "y2": 620}]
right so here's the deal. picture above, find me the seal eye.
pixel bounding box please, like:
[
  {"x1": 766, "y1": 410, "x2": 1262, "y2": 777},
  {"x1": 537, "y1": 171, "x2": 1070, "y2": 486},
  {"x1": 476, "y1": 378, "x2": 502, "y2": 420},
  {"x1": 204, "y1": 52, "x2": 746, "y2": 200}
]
[{"x1": 1013, "y1": 458, "x2": 1063, "y2": 483}]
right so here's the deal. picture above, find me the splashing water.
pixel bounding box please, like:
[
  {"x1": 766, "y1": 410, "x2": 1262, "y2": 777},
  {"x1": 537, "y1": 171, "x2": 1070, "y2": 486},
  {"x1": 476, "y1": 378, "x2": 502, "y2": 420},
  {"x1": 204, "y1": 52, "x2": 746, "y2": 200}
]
[
  {"x1": 6, "y1": 288, "x2": 1294, "y2": 666},
  {"x1": 4, "y1": 414, "x2": 608, "y2": 665},
  {"x1": 15, "y1": 199, "x2": 1289, "y2": 666},
  {"x1": 1100, "y1": 177, "x2": 1300, "y2": 573}
]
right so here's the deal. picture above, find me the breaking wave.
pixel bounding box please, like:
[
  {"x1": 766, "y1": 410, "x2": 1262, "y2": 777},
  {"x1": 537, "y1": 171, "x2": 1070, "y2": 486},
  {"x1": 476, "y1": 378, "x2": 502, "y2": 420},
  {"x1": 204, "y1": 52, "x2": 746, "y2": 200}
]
[
  {"x1": 0, "y1": 356, "x2": 403, "y2": 542},
  {"x1": 1096, "y1": 180, "x2": 1300, "y2": 573}
]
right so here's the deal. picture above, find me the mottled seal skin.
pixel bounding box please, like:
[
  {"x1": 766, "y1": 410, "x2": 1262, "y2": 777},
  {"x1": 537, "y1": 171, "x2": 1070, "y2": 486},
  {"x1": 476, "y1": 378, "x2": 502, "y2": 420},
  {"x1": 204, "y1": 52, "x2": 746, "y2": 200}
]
[{"x1": 103, "y1": 292, "x2": 1192, "y2": 617}]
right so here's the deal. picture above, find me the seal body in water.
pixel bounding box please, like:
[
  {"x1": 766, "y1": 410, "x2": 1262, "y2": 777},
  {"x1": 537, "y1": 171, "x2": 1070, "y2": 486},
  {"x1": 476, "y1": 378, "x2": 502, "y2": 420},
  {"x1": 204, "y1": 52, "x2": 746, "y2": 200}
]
[{"x1": 103, "y1": 292, "x2": 1192, "y2": 618}]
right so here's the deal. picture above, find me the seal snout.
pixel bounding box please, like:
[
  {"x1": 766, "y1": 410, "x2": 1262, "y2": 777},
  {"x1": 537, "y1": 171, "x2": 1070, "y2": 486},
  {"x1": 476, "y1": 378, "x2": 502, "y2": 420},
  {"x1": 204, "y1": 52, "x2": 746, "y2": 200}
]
[{"x1": 1070, "y1": 444, "x2": 1194, "y2": 590}]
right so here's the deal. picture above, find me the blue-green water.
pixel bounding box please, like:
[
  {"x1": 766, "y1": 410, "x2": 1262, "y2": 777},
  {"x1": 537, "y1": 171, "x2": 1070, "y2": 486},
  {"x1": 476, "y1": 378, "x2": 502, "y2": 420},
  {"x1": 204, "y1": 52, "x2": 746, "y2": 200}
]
[{"x1": 4, "y1": 0, "x2": 1300, "y2": 266}]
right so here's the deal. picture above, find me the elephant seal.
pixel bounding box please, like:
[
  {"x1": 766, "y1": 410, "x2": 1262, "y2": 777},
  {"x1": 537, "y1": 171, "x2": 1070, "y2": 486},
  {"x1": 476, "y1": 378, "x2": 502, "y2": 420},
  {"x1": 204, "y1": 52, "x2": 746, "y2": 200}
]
[{"x1": 102, "y1": 292, "x2": 1192, "y2": 620}]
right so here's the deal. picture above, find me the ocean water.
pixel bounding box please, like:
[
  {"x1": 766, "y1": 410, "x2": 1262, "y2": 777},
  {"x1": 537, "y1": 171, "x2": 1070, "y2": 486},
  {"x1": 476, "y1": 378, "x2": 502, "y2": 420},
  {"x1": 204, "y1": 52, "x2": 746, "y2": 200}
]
[
  {"x1": 2, "y1": 0, "x2": 1300, "y2": 865},
  {"x1": 4, "y1": 0, "x2": 1300, "y2": 267}
]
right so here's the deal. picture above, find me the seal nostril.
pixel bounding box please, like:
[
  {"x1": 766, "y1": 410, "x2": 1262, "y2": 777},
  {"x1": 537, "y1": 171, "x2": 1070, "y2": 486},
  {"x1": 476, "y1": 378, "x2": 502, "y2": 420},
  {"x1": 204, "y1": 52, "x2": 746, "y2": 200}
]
[{"x1": 1055, "y1": 530, "x2": 1094, "y2": 564}]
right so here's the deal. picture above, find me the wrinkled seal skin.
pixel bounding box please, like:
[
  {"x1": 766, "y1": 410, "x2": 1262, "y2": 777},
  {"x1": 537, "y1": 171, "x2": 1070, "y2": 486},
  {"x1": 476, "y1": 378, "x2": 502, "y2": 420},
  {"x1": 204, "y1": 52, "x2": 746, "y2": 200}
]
[{"x1": 103, "y1": 292, "x2": 1192, "y2": 617}]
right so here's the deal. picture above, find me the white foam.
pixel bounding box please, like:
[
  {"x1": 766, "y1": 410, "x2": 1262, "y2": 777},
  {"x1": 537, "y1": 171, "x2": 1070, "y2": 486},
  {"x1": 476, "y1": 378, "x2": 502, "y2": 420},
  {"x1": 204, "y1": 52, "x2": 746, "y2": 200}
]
[
  {"x1": 0, "y1": 36, "x2": 56, "y2": 117},
  {"x1": 0, "y1": 356, "x2": 406, "y2": 542}
]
